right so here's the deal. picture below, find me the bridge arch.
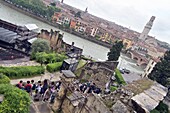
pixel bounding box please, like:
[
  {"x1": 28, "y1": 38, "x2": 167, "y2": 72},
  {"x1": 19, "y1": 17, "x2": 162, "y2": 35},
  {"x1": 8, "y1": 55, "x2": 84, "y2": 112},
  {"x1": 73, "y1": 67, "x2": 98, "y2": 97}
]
[
  {"x1": 133, "y1": 57, "x2": 138, "y2": 61},
  {"x1": 126, "y1": 51, "x2": 133, "y2": 59},
  {"x1": 140, "y1": 62, "x2": 148, "y2": 69}
]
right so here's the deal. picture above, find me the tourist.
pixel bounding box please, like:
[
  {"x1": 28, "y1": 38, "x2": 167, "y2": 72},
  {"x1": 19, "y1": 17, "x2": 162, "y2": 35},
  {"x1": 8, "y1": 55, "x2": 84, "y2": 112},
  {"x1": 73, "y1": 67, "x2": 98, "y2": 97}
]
[
  {"x1": 25, "y1": 81, "x2": 32, "y2": 94},
  {"x1": 40, "y1": 79, "x2": 48, "y2": 94},
  {"x1": 50, "y1": 89, "x2": 58, "y2": 104},
  {"x1": 56, "y1": 81, "x2": 61, "y2": 90},
  {"x1": 31, "y1": 80, "x2": 36, "y2": 91},
  {"x1": 36, "y1": 82, "x2": 42, "y2": 93},
  {"x1": 34, "y1": 82, "x2": 42, "y2": 101},
  {"x1": 43, "y1": 87, "x2": 52, "y2": 102},
  {"x1": 16, "y1": 80, "x2": 23, "y2": 89}
]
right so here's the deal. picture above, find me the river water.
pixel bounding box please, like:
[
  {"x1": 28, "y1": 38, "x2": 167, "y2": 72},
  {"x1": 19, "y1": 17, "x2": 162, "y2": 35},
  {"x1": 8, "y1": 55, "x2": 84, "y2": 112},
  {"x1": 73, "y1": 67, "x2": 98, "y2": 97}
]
[{"x1": 0, "y1": 3, "x2": 144, "y2": 74}]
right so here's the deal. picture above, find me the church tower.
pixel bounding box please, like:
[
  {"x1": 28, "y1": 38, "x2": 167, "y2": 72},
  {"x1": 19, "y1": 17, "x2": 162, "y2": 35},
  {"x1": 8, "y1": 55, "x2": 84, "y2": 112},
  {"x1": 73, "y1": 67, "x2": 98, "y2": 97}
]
[
  {"x1": 85, "y1": 7, "x2": 88, "y2": 13},
  {"x1": 139, "y1": 16, "x2": 155, "y2": 41}
]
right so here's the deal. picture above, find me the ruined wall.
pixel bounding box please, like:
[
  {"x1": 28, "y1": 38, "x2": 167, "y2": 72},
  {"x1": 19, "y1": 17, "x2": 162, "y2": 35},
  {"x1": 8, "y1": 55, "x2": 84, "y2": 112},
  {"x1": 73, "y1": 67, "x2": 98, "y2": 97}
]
[
  {"x1": 81, "y1": 61, "x2": 119, "y2": 90},
  {"x1": 38, "y1": 29, "x2": 83, "y2": 55}
]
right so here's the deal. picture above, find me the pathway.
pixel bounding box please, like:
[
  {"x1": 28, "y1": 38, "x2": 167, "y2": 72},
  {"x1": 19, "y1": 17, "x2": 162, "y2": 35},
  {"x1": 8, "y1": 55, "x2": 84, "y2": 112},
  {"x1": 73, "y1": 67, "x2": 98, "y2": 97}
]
[
  {"x1": 0, "y1": 57, "x2": 30, "y2": 64},
  {"x1": 10, "y1": 72, "x2": 62, "y2": 85}
]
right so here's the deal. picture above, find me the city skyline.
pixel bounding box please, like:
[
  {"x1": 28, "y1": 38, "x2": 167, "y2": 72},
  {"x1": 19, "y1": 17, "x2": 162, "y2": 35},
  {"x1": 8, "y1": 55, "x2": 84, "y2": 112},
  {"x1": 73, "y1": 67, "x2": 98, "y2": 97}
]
[{"x1": 64, "y1": 0, "x2": 170, "y2": 44}]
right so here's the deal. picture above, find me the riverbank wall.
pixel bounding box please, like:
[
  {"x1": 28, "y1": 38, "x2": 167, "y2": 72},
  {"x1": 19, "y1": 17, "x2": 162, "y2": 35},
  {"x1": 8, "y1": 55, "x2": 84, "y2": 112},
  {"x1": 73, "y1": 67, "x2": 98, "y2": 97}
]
[{"x1": 0, "y1": 0, "x2": 112, "y2": 49}]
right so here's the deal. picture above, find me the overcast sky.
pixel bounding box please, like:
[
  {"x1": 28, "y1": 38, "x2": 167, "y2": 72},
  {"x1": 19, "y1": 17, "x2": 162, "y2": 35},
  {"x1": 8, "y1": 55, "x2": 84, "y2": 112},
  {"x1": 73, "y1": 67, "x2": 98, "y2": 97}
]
[{"x1": 63, "y1": 0, "x2": 170, "y2": 44}]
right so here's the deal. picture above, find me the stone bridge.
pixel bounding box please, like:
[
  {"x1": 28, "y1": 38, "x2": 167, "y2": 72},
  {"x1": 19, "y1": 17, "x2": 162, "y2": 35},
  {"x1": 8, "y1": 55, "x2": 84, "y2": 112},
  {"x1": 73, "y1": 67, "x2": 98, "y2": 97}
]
[{"x1": 126, "y1": 50, "x2": 148, "y2": 67}]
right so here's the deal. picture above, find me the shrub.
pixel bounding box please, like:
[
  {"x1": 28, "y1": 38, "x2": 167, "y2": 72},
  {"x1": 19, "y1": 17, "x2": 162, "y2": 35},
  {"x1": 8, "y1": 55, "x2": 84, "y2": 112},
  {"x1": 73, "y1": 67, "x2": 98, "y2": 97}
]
[
  {"x1": 35, "y1": 52, "x2": 67, "y2": 64},
  {"x1": 110, "y1": 86, "x2": 117, "y2": 92},
  {"x1": 152, "y1": 101, "x2": 169, "y2": 113},
  {"x1": 0, "y1": 66, "x2": 45, "y2": 79},
  {"x1": 115, "y1": 69, "x2": 126, "y2": 85},
  {"x1": 0, "y1": 74, "x2": 10, "y2": 84},
  {"x1": 0, "y1": 84, "x2": 30, "y2": 113},
  {"x1": 46, "y1": 62, "x2": 62, "y2": 73}
]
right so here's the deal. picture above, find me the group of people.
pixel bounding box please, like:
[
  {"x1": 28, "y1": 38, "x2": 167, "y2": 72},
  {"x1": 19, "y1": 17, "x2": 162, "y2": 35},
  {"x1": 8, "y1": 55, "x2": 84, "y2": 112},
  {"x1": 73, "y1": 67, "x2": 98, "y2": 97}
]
[
  {"x1": 16, "y1": 79, "x2": 62, "y2": 103},
  {"x1": 78, "y1": 81, "x2": 102, "y2": 95}
]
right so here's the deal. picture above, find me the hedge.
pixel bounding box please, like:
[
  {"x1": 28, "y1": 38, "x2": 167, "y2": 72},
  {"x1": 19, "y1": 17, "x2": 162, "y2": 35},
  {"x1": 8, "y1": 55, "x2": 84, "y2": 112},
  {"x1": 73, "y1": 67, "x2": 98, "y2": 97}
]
[
  {"x1": 0, "y1": 84, "x2": 30, "y2": 113},
  {"x1": 0, "y1": 66, "x2": 45, "y2": 79},
  {"x1": 0, "y1": 74, "x2": 10, "y2": 84},
  {"x1": 115, "y1": 69, "x2": 126, "y2": 85},
  {"x1": 46, "y1": 62, "x2": 62, "y2": 73},
  {"x1": 35, "y1": 52, "x2": 67, "y2": 64}
]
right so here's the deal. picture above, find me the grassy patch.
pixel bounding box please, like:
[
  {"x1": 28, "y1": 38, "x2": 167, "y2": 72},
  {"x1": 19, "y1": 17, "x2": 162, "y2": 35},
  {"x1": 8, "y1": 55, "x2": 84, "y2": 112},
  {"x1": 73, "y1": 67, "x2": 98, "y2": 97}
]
[
  {"x1": 76, "y1": 60, "x2": 87, "y2": 69},
  {"x1": 75, "y1": 68, "x2": 83, "y2": 77},
  {"x1": 115, "y1": 69, "x2": 126, "y2": 85},
  {"x1": 110, "y1": 86, "x2": 118, "y2": 92}
]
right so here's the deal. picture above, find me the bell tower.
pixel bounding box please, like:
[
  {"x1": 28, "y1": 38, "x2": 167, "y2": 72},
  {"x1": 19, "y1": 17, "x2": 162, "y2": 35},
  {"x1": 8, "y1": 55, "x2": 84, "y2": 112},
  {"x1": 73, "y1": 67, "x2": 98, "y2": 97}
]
[{"x1": 139, "y1": 16, "x2": 155, "y2": 41}]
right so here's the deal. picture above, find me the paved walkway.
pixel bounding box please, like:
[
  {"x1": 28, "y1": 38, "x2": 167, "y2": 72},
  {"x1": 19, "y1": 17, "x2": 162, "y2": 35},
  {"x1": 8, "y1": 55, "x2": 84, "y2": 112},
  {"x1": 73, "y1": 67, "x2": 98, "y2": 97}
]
[
  {"x1": 0, "y1": 57, "x2": 30, "y2": 64},
  {"x1": 122, "y1": 72, "x2": 142, "y2": 84},
  {"x1": 0, "y1": 61, "x2": 40, "y2": 67},
  {"x1": 10, "y1": 72, "x2": 62, "y2": 85}
]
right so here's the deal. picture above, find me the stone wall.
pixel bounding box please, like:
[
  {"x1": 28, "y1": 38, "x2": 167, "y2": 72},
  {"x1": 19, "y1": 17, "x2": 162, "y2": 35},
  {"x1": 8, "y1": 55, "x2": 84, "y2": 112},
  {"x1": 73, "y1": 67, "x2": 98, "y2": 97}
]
[
  {"x1": 38, "y1": 29, "x2": 83, "y2": 55},
  {"x1": 80, "y1": 61, "x2": 118, "y2": 90}
]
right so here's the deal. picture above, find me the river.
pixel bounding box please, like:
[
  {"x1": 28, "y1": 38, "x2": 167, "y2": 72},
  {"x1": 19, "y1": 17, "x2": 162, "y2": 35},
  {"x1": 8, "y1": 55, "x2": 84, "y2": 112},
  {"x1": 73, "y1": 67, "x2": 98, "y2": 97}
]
[{"x1": 0, "y1": 3, "x2": 144, "y2": 74}]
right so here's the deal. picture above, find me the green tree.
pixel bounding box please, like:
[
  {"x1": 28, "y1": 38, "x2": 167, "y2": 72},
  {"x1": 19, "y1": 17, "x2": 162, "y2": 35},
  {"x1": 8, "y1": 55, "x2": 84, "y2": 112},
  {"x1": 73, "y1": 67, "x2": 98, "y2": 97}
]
[
  {"x1": 50, "y1": 2, "x2": 56, "y2": 7},
  {"x1": 0, "y1": 84, "x2": 30, "y2": 113},
  {"x1": 75, "y1": 11, "x2": 82, "y2": 18},
  {"x1": 0, "y1": 74, "x2": 10, "y2": 84},
  {"x1": 148, "y1": 50, "x2": 170, "y2": 87},
  {"x1": 107, "y1": 41, "x2": 123, "y2": 61},
  {"x1": 31, "y1": 39, "x2": 50, "y2": 58}
]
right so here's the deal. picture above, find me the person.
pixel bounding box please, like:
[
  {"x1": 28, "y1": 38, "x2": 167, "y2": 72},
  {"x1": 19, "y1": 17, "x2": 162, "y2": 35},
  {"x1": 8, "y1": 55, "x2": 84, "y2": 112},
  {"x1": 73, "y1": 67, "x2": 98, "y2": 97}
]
[
  {"x1": 25, "y1": 81, "x2": 32, "y2": 94},
  {"x1": 31, "y1": 80, "x2": 36, "y2": 91},
  {"x1": 16, "y1": 80, "x2": 23, "y2": 89},
  {"x1": 56, "y1": 81, "x2": 61, "y2": 90},
  {"x1": 43, "y1": 87, "x2": 52, "y2": 102},
  {"x1": 40, "y1": 79, "x2": 48, "y2": 94},
  {"x1": 50, "y1": 89, "x2": 58, "y2": 104},
  {"x1": 34, "y1": 83, "x2": 42, "y2": 101}
]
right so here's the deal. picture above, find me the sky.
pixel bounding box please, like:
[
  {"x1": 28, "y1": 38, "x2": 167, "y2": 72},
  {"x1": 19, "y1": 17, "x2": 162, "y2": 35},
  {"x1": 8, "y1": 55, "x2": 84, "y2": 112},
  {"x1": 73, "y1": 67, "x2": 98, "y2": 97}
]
[{"x1": 63, "y1": 0, "x2": 170, "y2": 44}]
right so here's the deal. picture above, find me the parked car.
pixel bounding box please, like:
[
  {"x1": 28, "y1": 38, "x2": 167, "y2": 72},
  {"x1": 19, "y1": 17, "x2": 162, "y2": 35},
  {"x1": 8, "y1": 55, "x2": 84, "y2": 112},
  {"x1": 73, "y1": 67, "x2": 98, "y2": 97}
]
[
  {"x1": 123, "y1": 68, "x2": 130, "y2": 74},
  {"x1": 119, "y1": 69, "x2": 124, "y2": 74}
]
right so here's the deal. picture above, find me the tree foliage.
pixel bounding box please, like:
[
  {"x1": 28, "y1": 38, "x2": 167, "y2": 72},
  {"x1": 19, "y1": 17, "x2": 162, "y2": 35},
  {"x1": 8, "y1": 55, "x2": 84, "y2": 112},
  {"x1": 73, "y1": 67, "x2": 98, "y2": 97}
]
[
  {"x1": 34, "y1": 52, "x2": 68, "y2": 64},
  {"x1": 107, "y1": 41, "x2": 123, "y2": 61},
  {"x1": 0, "y1": 84, "x2": 30, "y2": 113},
  {"x1": 31, "y1": 39, "x2": 50, "y2": 58},
  {"x1": 46, "y1": 62, "x2": 62, "y2": 73},
  {"x1": 75, "y1": 11, "x2": 82, "y2": 18},
  {"x1": 148, "y1": 50, "x2": 170, "y2": 86},
  {"x1": 150, "y1": 101, "x2": 169, "y2": 113},
  {"x1": 0, "y1": 74, "x2": 10, "y2": 84},
  {"x1": 7, "y1": 0, "x2": 61, "y2": 20}
]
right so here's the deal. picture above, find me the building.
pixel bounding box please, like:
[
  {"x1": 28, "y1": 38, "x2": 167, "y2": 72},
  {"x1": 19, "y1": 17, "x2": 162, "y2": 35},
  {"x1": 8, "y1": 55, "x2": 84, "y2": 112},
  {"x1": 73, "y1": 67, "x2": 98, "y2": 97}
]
[
  {"x1": 74, "y1": 20, "x2": 87, "y2": 33},
  {"x1": 123, "y1": 38, "x2": 133, "y2": 50},
  {"x1": 0, "y1": 19, "x2": 38, "y2": 54},
  {"x1": 60, "y1": 58, "x2": 79, "y2": 72},
  {"x1": 85, "y1": 26, "x2": 98, "y2": 37},
  {"x1": 142, "y1": 58, "x2": 160, "y2": 78},
  {"x1": 52, "y1": 12, "x2": 71, "y2": 26},
  {"x1": 70, "y1": 19, "x2": 76, "y2": 29},
  {"x1": 139, "y1": 16, "x2": 155, "y2": 41}
]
